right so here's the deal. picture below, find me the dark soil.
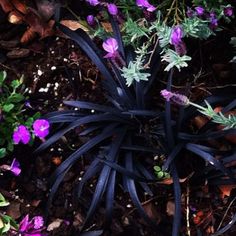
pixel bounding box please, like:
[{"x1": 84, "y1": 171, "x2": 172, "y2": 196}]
[{"x1": 1, "y1": 7, "x2": 236, "y2": 236}]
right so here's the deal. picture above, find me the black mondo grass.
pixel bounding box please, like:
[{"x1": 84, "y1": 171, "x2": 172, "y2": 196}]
[
  {"x1": 35, "y1": 17, "x2": 236, "y2": 235},
  {"x1": 36, "y1": 18, "x2": 165, "y2": 231}
]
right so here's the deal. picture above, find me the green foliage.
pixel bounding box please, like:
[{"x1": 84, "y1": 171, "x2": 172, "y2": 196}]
[
  {"x1": 182, "y1": 17, "x2": 214, "y2": 39},
  {"x1": 121, "y1": 44, "x2": 151, "y2": 86},
  {"x1": 0, "y1": 193, "x2": 18, "y2": 235},
  {"x1": 0, "y1": 71, "x2": 40, "y2": 158},
  {"x1": 122, "y1": 18, "x2": 149, "y2": 46},
  {"x1": 161, "y1": 49, "x2": 191, "y2": 71},
  {"x1": 154, "y1": 166, "x2": 170, "y2": 179},
  {"x1": 196, "y1": 101, "x2": 236, "y2": 129}
]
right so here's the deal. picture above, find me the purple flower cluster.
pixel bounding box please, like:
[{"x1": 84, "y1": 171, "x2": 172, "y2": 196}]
[
  {"x1": 19, "y1": 214, "x2": 44, "y2": 236},
  {"x1": 187, "y1": 5, "x2": 234, "y2": 29},
  {"x1": 13, "y1": 119, "x2": 50, "y2": 145},
  {"x1": 160, "y1": 89, "x2": 189, "y2": 106}
]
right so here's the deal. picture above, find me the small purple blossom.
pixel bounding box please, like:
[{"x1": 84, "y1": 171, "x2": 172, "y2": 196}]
[
  {"x1": 170, "y1": 25, "x2": 184, "y2": 46},
  {"x1": 160, "y1": 89, "x2": 189, "y2": 106},
  {"x1": 107, "y1": 3, "x2": 118, "y2": 16},
  {"x1": 33, "y1": 119, "x2": 50, "y2": 139},
  {"x1": 86, "y1": 0, "x2": 100, "y2": 6},
  {"x1": 19, "y1": 214, "x2": 44, "y2": 235},
  {"x1": 224, "y1": 6, "x2": 234, "y2": 17},
  {"x1": 0, "y1": 158, "x2": 21, "y2": 176},
  {"x1": 102, "y1": 38, "x2": 118, "y2": 59},
  {"x1": 195, "y1": 6, "x2": 205, "y2": 16},
  {"x1": 160, "y1": 90, "x2": 173, "y2": 101},
  {"x1": 186, "y1": 7, "x2": 194, "y2": 18},
  {"x1": 87, "y1": 15, "x2": 95, "y2": 26},
  {"x1": 10, "y1": 158, "x2": 21, "y2": 176},
  {"x1": 13, "y1": 125, "x2": 31, "y2": 144},
  {"x1": 209, "y1": 13, "x2": 218, "y2": 29},
  {"x1": 136, "y1": 0, "x2": 156, "y2": 12}
]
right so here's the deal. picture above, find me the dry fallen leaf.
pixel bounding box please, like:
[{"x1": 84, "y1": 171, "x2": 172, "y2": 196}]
[
  {"x1": 0, "y1": 0, "x2": 14, "y2": 12},
  {"x1": 219, "y1": 185, "x2": 236, "y2": 197},
  {"x1": 6, "y1": 201, "x2": 21, "y2": 219},
  {"x1": 21, "y1": 27, "x2": 37, "y2": 44},
  {"x1": 8, "y1": 11, "x2": 23, "y2": 24},
  {"x1": 143, "y1": 202, "x2": 161, "y2": 223},
  {"x1": 60, "y1": 20, "x2": 89, "y2": 32},
  {"x1": 47, "y1": 218, "x2": 63, "y2": 231},
  {"x1": 166, "y1": 201, "x2": 175, "y2": 216}
]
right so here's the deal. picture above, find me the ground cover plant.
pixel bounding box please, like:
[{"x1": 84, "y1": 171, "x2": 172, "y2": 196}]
[{"x1": 0, "y1": 0, "x2": 236, "y2": 235}]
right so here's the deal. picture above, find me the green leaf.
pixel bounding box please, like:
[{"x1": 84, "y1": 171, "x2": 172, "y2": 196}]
[
  {"x1": 0, "y1": 148, "x2": 6, "y2": 158},
  {"x1": 154, "y1": 166, "x2": 161, "y2": 172},
  {"x1": 0, "y1": 71, "x2": 7, "y2": 87},
  {"x1": 10, "y1": 80, "x2": 21, "y2": 89},
  {"x1": 8, "y1": 93, "x2": 25, "y2": 103},
  {"x1": 2, "y1": 104, "x2": 14, "y2": 113}
]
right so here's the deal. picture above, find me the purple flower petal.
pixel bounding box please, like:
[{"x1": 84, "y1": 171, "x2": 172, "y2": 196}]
[
  {"x1": 86, "y1": 0, "x2": 100, "y2": 6},
  {"x1": 13, "y1": 125, "x2": 31, "y2": 145},
  {"x1": 33, "y1": 119, "x2": 50, "y2": 139},
  {"x1": 107, "y1": 3, "x2": 118, "y2": 16},
  {"x1": 19, "y1": 214, "x2": 30, "y2": 232},
  {"x1": 224, "y1": 7, "x2": 234, "y2": 17},
  {"x1": 87, "y1": 15, "x2": 95, "y2": 26},
  {"x1": 170, "y1": 25, "x2": 184, "y2": 46},
  {"x1": 102, "y1": 38, "x2": 118, "y2": 58},
  {"x1": 10, "y1": 158, "x2": 21, "y2": 176},
  {"x1": 136, "y1": 0, "x2": 156, "y2": 12},
  {"x1": 33, "y1": 216, "x2": 44, "y2": 229},
  {"x1": 195, "y1": 6, "x2": 204, "y2": 16}
]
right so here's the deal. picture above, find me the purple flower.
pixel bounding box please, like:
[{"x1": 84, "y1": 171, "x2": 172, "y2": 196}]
[
  {"x1": 87, "y1": 15, "x2": 95, "y2": 26},
  {"x1": 195, "y1": 6, "x2": 204, "y2": 16},
  {"x1": 160, "y1": 89, "x2": 173, "y2": 101},
  {"x1": 0, "y1": 158, "x2": 21, "y2": 176},
  {"x1": 107, "y1": 3, "x2": 118, "y2": 16},
  {"x1": 13, "y1": 125, "x2": 31, "y2": 144},
  {"x1": 209, "y1": 13, "x2": 218, "y2": 28},
  {"x1": 10, "y1": 158, "x2": 21, "y2": 176},
  {"x1": 170, "y1": 25, "x2": 184, "y2": 46},
  {"x1": 160, "y1": 89, "x2": 189, "y2": 106},
  {"x1": 136, "y1": 0, "x2": 156, "y2": 12},
  {"x1": 224, "y1": 7, "x2": 234, "y2": 17},
  {"x1": 102, "y1": 38, "x2": 118, "y2": 59},
  {"x1": 86, "y1": 0, "x2": 100, "y2": 6},
  {"x1": 33, "y1": 119, "x2": 50, "y2": 139},
  {"x1": 19, "y1": 214, "x2": 44, "y2": 235},
  {"x1": 186, "y1": 7, "x2": 194, "y2": 18}
]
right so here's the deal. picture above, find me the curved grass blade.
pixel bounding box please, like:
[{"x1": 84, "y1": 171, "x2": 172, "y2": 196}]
[
  {"x1": 82, "y1": 128, "x2": 127, "y2": 227},
  {"x1": 170, "y1": 164, "x2": 181, "y2": 236},
  {"x1": 109, "y1": 15, "x2": 125, "y2": 59},
  {"x1": 105, "y1": 169, "x2": 116, "y2": 226},
  {"x1": 50, "y1": 123, "x2": 118, "y2": 183},
  {"x1": 178, "y1": 129, "x2": 236, "y2": 141},
  {"x1": 163, "y1": 143, "x2": 185, "y2": 171},
  {"x1": 186, "y1": 143, "x2": 235, "y2": 181},
  {"x1": 35, "y1": 114, "x2": 128, "y2": 152},
  {"x1": 64, "y1": 101, "x2": 119, "y2": 113}
]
